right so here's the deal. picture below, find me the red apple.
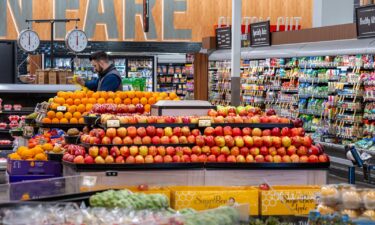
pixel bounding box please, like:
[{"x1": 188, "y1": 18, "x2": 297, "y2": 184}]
[
  {"x1": 198, "y1": 155, "x2": 207, "y2": 162},
  {"x1": 255, "y1": 155, "x2": 265, "y2": 162},
  {"x1": 95, "y1": 156, "x2": 105, "y2": 164},
  {"x1": 115, "y1": 156, "x2": 125, "y2": 163},
  {"x1": 144, "y1": 155, "x2": 154, "y2": 163},
  {"x1": 214, "y1": 116, "x2": 225, "y2": 123},
  {"x1": 250, "y1": 147, "x2": 260, "y2": 156},
  {"x1": 172, "y1": 127, "x2": 182, "y2": 137},
  {"x1": 230, "y1": 146, "x2": 240, "y2": 156},
  {"x1": 243, "y1": 136, "x2": 254, "y2": 147},
  {"x1": 253, "y1": 136, "x2": 263, "y2": 147},
  {"x1": 224, "y1": 135, "x2": 235, "y2": 147},
  {"x1": 151, "y1": 136, "x2": 160, "y2": 145},
  {"x1": 232, "y1": 127, "x2": 242, "y2": 137},
  {"x1": 227, "y1": 155, "x2": 236, "y2": 163},
  {"x1": 120, "y1": 146, "x2": 130, "y2": 157},
  {"x1": 204, "y1": 127, "x2": 215, "y2": 136},
  {"x1": 127, "y1": 126, "x2": 137, "y2": 138},
  {"x1": 89, "y1": 137, "x2": 101, "y2": 145},
  {"x1": 207, "y1": 154, "x2": 217, "y2": 162},
  {"x1": 268, "y1": 147, "x2": 277, "y2": 156},
  {"x1": 262, "y1": 129, "x2": 271, "y2": 136},
  {"x1": 217, "y1": 154, "x2": 226, "y2": 162},
  {"x1": 214, "y1": 126, "x2": 224, "y2": 136},
  {"x1": 146, "y1": 126, "x2": 156, "y2": 137},
  {"x1": 262, "y1": 136, "x2": 273, "y2": 147},
  {"x1": 265, "y1": 155, "x2": 273, "y2": 162},
  {"x1": 133, "y1": 136, "x2": 142, "y2": 145},
  {"x1": 240, "y1": 147, "x2": 249, "y2": 156},
  {"x1": 246, "y1": 155, "x2": 254, "y2": 162},
  {"x1": 282, "y1": 155, "x2": 291, "y2": 163},
  {"x1": 154, "y1": 155, "x2": 163, "y2": 163},
  {"x1": 182, "y1": 154, "x2": 191, "y2": 162},
  {"x1": 181, "y1": 126, "x2": 191, "y2": 136},
  {"x1": 308, "y1": 145, "x2": 320, "y2": 156},
  {"x1": 272, "y1": 137, "x2": 282, "y2": 148},
  {"x1": 172, "y1": 155, "x2": 181, "y2": 163},
  {"x1": 175, "y1": 147, "x2": 184, "y2": 156},
  {"x1": 291, "y1": 136, "x2": 302, "y2": 148},
  {"x1": 287, "y1": 146, "x2": 297, "y2": 156},
  {"x1": 156, "y1": 128, "x2": 164, "y2": 137},
  {"x1": 192, "y1": 146, "x2": 202, "y2": 155},
  {"x1": 164, "y1": 127, "x2": 173, "y2": 137},
  {"x1": 106, "y1": 128, "x2": 117, "y2": 139},
  {"x1": 271, "y1": 127, "x2": 280, "y2": 136},
  {"x1": 135, "y1": 155, "x2": 145, "y2": 163},
  {"x1": 210, "y1": 146, "x2": 221, "y2": 156},
  {"x1": 208, "y1": 109, "x2": 218, "y2": 117},
  {"x1": 234, "y1": 136, "x2": 244, "y2": 147},
  {"x1": 290, "y1": 154, "x2": 300, "y2": 163},
  {"x1": 236, "y1": 155, "x2": 246, "y2": 163},
  {"x1": 300, "y1": 155, "x2": 309, "y2": 163},
  {"x1": 191, "y1": 129, "x2": 201, "y2": 137},
  {"x1": 136, "y1": 127, "x2": 147, "y2": 138},
  {"x1": 84, "y1": 155, "x2": 94, "y2": 164},
  {"x1": 201, "y1": 146, "x2": 210, "y2": 155},
  {"x1": 297, "y1": 146, "x2": 308, "y2": 156},
  {"x1": 160, "y1": 136, "x2": 170, "y2": 144},
  {"x1": 73, "y1": 155, "x2": 84, "y2": 164},
  {"x1": 148, "y1": 146, "x2": 157, "y2": 156},
  {"x1": 252, "y1": 128, "x2": 262, "y2": 137},
  {"x1": 166, "y1": 146, "x2": 176, "y2": 156},
  {"x1": 273, "y1": 155, "x2": 282, "y2": 163},
  {"x1": 204, "y1": 136, "x2": 215, "y2": 147},
  {"x1": 163, "y1": 155, "x2": 173, "y2": 163},
  {"x1": 89, "y1": 146, "x2": 99, "y2": 158},
  {"x1": 223, "y1": 126, "x2": 233, "y2": 136},
  {"x1": 281, "y1": 127, "x2": 291, "y2": 136},
  {"x1": 308, "y1": 155, "x2": 319, "y2": 163},
  {"x1": 125, "y1": 156, "x2": 135, "y2": 164},
  {"x1": 123, "y1": 136, "x2": 133, "y2": 145},
  {"x1": 195, "y1": 136, "x2": 205, "y2": 147},
  {"x1": 187, "y1": 135, "x2": 196, "y2": 144},
  {"x1": 157, "y1": 146, "x2": 166, "y2": 156},
  {"x1": 190, "y1": 154, "x2": 199, "y2": 162},
  {"x1": 99, "y1": 147, "x2": 109, "y2": 158},
  {"x1": 129, "y1": 146, "x2": 139, "y2": 156},
  {"x1": 242, "y1": 127, "x2": 252, "y2": 136},
  {"x1": 178, "y1": 136, "x2": 187, "y2": 144},
  {"x1": 170, "y1": 135, "x2": 180, "y2": 144},
  {"x1": 277, "y1": 147, "x2": 287, "y2": 156},
  {"x1": 105, "y1": 155, "x2": 115, "y2": 164},
  {"x1": 117, "y1": 127, "x2": 127, "y2": 138},
  {"x1": 110, "y1": 146, "x2": 120, "y2": 158},
  {"x1": 112, "y1": 137, "x2": 123, "y2": 145},
  {"x1": 260, "y1": 146, "x2": 269, "y2": 156},
  {"x1": 318, "y1": 154, "x2": 329, "y2": 163},
  {"x1": 221, "y1": 146, "x2": 230, "y2": 156},
  {"x1": 303, "y1": 136, "x2": 313, "y2": 148}
]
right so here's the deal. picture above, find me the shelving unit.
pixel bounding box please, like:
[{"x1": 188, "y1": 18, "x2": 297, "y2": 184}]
[
  {"x1": 157, "y1": 63, "x2": 188, "y2": 98},
  {"x1": 127, "y1": 57, "x2": 154, "y2": 92}
]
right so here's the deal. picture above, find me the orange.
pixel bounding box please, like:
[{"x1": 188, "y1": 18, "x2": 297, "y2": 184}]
[
  {"x1": 77, "y1": 104, "x2": 86, "y2": 113},
  {"x1": 164, "y1": 97, "x2": 171, "y2": 100},
  {"x1": 97, "y1": 98, "x2": 106, "y2": 104},
  {"x1": 57, "y1": 91, "x2": 64, "y2": 98},
  {"x1": 127, "y1": 91, "x2": 135, "y2": 99},
  {"x1": 106, "y1": 98, "x2": 114, "y2": 104},
  {"x1": 114, "y1": 97, "x2": 122, "y2": 104},
  {"x1": 92, "y1": 92, "x2": 100, "y2": 99},
  {"x1": 135, "y1": 91, "x2": 143, "y2": 98},
  {"x1": 132, "y1": 98, "x2": 140, "y2": 105},
  {"x1": 144, "y1": 92, "x2": 152, "y2": 99},
  {"x1": 86, "y1": 90, "x2": 94, "y2": 98},
  {"x1": 120, "y1": 92, "x2": 127, "y2": 99},
  {"x1": 81, "y1": 98, "x2": 88, "y2": 105},
  {"x1": 17, "y1": 146, "x2": 28, "y2": 155},
  {"x1": 88, "y1": 98, "x2": 96, "y2": 104},
  {"x1": 66, "y1": 92, "x2": 73, "y2": 99},
  {"x1": 169, "y1": 92, "x2": 177, "y2": 99},
  {"x1": 65, "y1": 98, "x2": 74, "y2": 105},
  {"x1": 174, "y1": 97, "x2": 180, "y2": 101},
  {"x1": 34, "y1": 153, "x2": 47, "y2": 161},
  {"x1": 21, "y1": 149, "x2": 34, "y2": 159},
  {"x1": 148, "y1": 97, "x2": 156, "y2": 105},
  {"x1": 74, "y1": 99, "x2": 81, "y2": 105},
  {"x1": 145, "y1": 104, "x2": 151, "y2": 112},
  {"x1": 156, "y1": 97, "x2": 162, "y2": 102},
  {"x1": 51, "y1": 118, "x2": 60, "y2": 124},
  {"x1": 60, "y1": 118, "x2": 69, "y2": 124},
  {"x1": 100, "y1": 91, "x2": 108, "y2": 99},
  {"x1": 86, "y1": 104, "x2": 93, "y2": 112},
  {"x1": 68, "y1": 105, "x2": 76, "y2": 113},
  {"x1": 42, "y1": 143, "x2": 53, "y2": 151},
  {"x1": 78, "y1": 118, "x2": 84, "y2": 124},
  {"x1": 160, "y1": 92, "x2": 168, "y2": 98},
  {"x1": 54, "y1": 97, "x2": 65, "y2": 105},
  {"x1": 42, "y1": 118, "x2": 51, "y2": 124},
  {"x1": 107, "y1": 91, "x2": 115, "y2": 99},
  {"x1": 124, "y1": 98, "x2": 131, "y2": 105},
  {"x1": 64, "y1": 112, "x2": 73, "y2": 120},
  {"x1": 33, "y1": 147, "x2": 44, "y2": 154},
  {"x1": 55, "y1": 112, "x2": 64, "y2": 120},
  {"x1": 50, "y1": 103, "x2": 59, "y2": 110},
  {"x1": 70, "y1": 118, "x2": 78, "y2": 124},
  {"x1": 73, "y1": 112, "x2": 82, "y2": 119},
  {"x1": 8, "y1": 153, "x2": 21, "y2": 160},
  {"x1": 140, "y1": 97, "x2": 148, "y2": 105},
  {"x1": 47, "y1": 111, "x2": 55, "y2": 119}
]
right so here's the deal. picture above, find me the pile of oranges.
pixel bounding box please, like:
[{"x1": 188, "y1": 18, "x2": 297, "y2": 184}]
[
  {"x1": 8, "y1": 145, "x2": 49, "y2": 161},
  {"x1": 42, "y1": 90, "x2": 179, "y2": 124}
]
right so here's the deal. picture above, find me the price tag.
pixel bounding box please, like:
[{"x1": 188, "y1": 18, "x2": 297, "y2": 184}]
[
  {"x1": 107, "y1": 120, "x2": 120, "y2": 128},
  {"x1": 57, "y1": 106, "x2": 67, "y2": 112},
  {"x1": 198, "y1": 119, "x2": 212, "y2": 127}
]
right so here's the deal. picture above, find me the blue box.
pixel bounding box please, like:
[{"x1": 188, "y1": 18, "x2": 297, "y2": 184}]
[{"x1": 7, "y1": 159, "x2": 62, "y2": 176}]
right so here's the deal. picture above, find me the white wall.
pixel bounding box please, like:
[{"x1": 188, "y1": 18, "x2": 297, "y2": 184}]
[{"x1": 313, "y1": 0, "x2": 354, "y2": 27}]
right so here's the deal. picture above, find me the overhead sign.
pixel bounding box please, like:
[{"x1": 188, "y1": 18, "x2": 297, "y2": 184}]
[
  {"x1": 356, "y1": 5, "x2": 375, "y2": 38},
  {"x1": 143, "y1": 0, "x2": 149, "y2": 33},
  {"x1": 250, "y1": 21, "x2": 271, "y2": 47},
  {"x1": 216, "y1": 27, "x2": 232, "y2": 49}
]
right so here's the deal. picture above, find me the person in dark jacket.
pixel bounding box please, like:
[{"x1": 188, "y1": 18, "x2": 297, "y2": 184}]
[{"x1": 77, "y1": 51, "x2": 123, "y2": 91}]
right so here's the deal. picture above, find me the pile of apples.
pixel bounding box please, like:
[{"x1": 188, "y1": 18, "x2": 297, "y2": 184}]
[
  {"x1": 66, "y1": 124, "x2": 329, "y2": 164},
  {"x1": 92, "y1": 103, "x2": 146, "y2": 115}
]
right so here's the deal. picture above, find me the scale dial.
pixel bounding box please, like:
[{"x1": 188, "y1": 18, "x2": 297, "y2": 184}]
[
  {"x1": 65, "y1": 29, "x2": 88, "y2": 53},
  {"x1": 17, "y1": 29, "x2": 40, "y2": 52}
]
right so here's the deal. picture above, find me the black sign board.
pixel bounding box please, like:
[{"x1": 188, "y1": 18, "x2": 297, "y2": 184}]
[
  {"x1": 250, "y1": 21, "x2": 271, "y2": 47},
  {"x1": 356, "y1": 4, "x2": 375, "y2": 38},
  {"x1": 216, "y1": 27, "x2": 231, "y2": 49},
  {"x1": 143, "y1": 0, "x2": 149, "y2": 32}
]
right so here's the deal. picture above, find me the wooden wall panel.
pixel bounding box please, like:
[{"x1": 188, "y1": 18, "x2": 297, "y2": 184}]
[
  {"x1": 1, "y1": 0, "x2": 313, "y2": 42},
  {"x1": 194, "y1": 53, "x2": 209, "y2": 100}
]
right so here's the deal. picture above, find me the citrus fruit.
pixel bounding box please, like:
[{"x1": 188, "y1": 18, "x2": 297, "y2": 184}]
[
  {"x1": 55, "y1": 112, "x2": 64, "y2": 120},
  {"x1": 42, "y1": 118, "x2": 52, "y2": 123}
]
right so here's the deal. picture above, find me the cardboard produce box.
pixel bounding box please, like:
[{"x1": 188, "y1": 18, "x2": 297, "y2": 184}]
[
  {"x1": 260, "y1": 186, "x2": 320, "y2": 216},
  {"x1": 169, "y1": 186, "x2": 259, "y2": 215},
  {"x1": 48, "y1": 70, "x2": 57, "y2": 84},
  {"x1": 36, "y1": 69, "x2": 49, "y2": 84}
]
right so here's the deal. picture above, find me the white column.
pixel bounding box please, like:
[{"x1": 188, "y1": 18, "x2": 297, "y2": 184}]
[{"x1": 231, "y1": 0, "x2": 242, "y2": 106}]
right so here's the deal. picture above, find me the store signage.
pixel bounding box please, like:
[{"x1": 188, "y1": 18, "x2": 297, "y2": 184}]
[
  {"x1": 143, "y1": 0, "x2": 149, "y2": 33},
  {"x1": 198, "y1": 119, "x2": 212, "y2": 127},
  {"x1": 56, "y1": 106, "x2": 67, "y2": 112},
  {"x1": 216, "y1": 27, "x2": 232, "y2": 49},
  {"x1": 107, "y1": 120, "x2": 120, "y2": 128},
  {"x1": 250, "y1": 21, "x2": 271, "y2": 47},
  {"x1": 356, "y1": 5, "x2": 375, "y2": 38}
]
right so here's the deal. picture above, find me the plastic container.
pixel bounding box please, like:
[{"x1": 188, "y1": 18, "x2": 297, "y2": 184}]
[
  {"x1": 342, "y1": 190, "x2": 362, "y2": 209},
  {"x1": 3, "y1": 105, "x2": 12, "y2": 111},
  {"x1": 364, "y1": 190, "x2": 375, "y2": 210},
  {"x1": 0, "y1": 123, "x2": 7, "y2": 129},
  {"x1": 13, "y1": 105, "x2": 22, "y2": 111},
  {"x1": 316, "y1": 204, "x2": 336, "y2": 215},
  {"x1": 320, "y1": 185, "x2": 340, "y2": 206}
]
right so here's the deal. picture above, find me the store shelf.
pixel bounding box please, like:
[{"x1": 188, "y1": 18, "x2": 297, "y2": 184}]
[
  {"x1": 37, "y1": 123, "x2": 86, "y2": 129},
  {"x1": 205, "y1": 162, "x2": 330, "y2": 170},
  {"x1": 207, "y1": 123, "x2": 294, "y2": 129},
  {"x1": 0, "y1": 84, "x2": 79, "y2": 93},
  {"x1": 80, "y1": 143, "x2": 195, "y2": 148},
  {"x1": 102, "y1": 123, "x2": 197, "y2": 129},
  {"x1": 298, "y1": 94, "x2": 329, "y2": 99}
]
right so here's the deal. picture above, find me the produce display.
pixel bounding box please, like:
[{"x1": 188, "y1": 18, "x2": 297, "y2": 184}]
[
  {"x1": 8, "y1": 145, "x2": 49, "y2": 161},
  {"x1": 42, "y1": 90, "x2": 179, "y2": 124},
  {"x1": 315, "y1": 184, "x2": 375, "y2": 221}
]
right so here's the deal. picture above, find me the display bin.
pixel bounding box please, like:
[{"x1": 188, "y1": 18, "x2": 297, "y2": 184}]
[
  {"x1": 151, "y1": 100, "x2": 215, "y2": 116},
  {"x1": 7, "y1": 159, "x2": 62, "y2": 176},
  {"x1": 260, "y1": 186, "x2": 320, "y2": 216},
  {"x1": 169, "y1": 186, "x2": 259, "y2": 215}
]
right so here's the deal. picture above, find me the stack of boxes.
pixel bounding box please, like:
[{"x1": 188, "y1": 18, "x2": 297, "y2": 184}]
[{"x1": 36, "y1": 69, "x2": 74, "y2": 84}]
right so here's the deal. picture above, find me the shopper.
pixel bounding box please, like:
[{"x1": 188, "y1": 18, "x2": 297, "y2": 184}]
[{"x1": 77, "y1": 51, "x2": 123, "y2": 91}]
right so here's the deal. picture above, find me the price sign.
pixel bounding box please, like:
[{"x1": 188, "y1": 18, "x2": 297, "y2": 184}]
[
  {"x1": 250, "y1": 21, "x2": 271, "y2": 47},
  {"x1": 356, "y1": 4, "x2": 375, "y2": 38},
  {"x1": 107, "y1": 120, "x2": 120, "y2": 128},
  {"x1": 198, "y1": 119, "x2": 212, "y2": 127},
  {"x1": 57, "y1": 106, "x2": 67, "y2": 112}
]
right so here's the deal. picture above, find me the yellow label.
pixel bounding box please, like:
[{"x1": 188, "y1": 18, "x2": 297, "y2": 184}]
[
  {"x1": 169, "y1": 186, "x2": 259, "y2": 215},
  {"x1": 260, "y1": 186, "x2": 320, "y2": 216}
]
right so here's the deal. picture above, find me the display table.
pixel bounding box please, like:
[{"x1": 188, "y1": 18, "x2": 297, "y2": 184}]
[{"x1": 63, "y1": 162, "x2": 329, "y2": 187}]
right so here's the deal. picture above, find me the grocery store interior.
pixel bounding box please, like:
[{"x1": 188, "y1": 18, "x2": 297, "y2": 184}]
[{"x1": 0, "y1": 0, "x2": 375, "y2": 224}]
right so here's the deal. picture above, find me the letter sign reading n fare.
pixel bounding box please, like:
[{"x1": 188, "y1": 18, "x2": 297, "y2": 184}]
[
  {"x1": 356, "y1": 5, "x2": 375, "y2": 38},
  {"x1": 250, "y1": 21, "x2": 271, "y2": 47}
]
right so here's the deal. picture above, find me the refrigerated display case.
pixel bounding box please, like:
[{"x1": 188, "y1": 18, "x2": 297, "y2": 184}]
[{"x1": 127, "y1": 57, "x2": 154, "y2": 92}]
